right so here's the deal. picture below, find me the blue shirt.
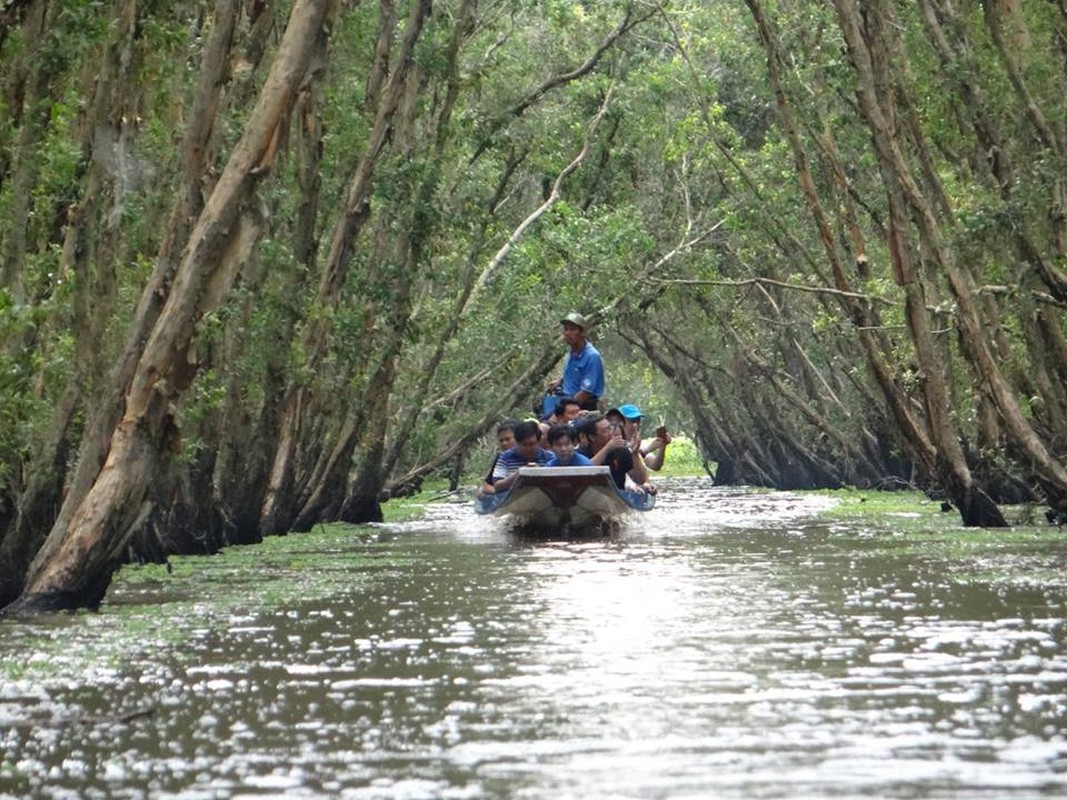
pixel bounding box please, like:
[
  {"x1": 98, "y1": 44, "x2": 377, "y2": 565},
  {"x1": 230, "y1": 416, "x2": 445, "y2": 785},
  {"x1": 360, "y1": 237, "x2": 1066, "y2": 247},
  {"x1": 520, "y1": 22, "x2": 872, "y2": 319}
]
[
  {"x1": 562, "y1": 341, "x2": 604, "y2": 400},
  {"x1": 491, "y1": 446, "x2": 554, "y2": 481},
  {"x1": 546, "y1": 451, "x2": 594, "y2": 467}
]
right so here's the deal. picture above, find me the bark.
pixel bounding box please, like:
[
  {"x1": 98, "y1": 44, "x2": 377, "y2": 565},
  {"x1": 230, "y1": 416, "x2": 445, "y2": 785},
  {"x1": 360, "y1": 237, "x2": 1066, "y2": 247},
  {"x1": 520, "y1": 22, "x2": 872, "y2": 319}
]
[
  {"x1": 746, "y1": 0, "x2": 941, "y2": 486},
  {"x1": 1, "y1": 0, "x2": 49, "y2": 306},
  {"x1": 259, "y1": 0, "x2": 430, "y2": 535},
  {"x1": 296, "y1": 0, "x2": 475, "y2": 525},
  {"x1": 624, "y1": 323, "x2": 740, "y2": 485},
  {"x1": 832, "y1": 0, "x2": 1010, "y2": 526},
  {"x1": 983, "y1": 0, "x2": 1067, "y2": 303},
  {"x1": 0, "y1": 0, "x2": 146, "y2": 604},
  {"x1": 26, "y1": 0, "x2": 244, "y2": 591},
  {"x1": 4, "y1": 0, "x2": 333, "y2": 615}
]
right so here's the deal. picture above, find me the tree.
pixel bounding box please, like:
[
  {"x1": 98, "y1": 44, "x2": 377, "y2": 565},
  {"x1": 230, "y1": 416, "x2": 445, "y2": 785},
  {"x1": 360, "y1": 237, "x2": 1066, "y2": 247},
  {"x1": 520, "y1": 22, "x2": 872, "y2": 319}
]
[{"x1": 5, "y1": 0, "x2": 336, "y2": 614}]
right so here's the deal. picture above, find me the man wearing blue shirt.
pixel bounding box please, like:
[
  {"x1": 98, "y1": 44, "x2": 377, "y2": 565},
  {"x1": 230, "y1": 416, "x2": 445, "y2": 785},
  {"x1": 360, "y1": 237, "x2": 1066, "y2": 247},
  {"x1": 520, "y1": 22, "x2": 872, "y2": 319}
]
[
  {"x1": 545, "y1": 424, "x2": 594, "y2": 467},
  {"x1": 549, "y1": 312, "x2": 604, "y2": 411},
  {"x1": 488, "y1": 420, "x2": 553, "y2": 492}
]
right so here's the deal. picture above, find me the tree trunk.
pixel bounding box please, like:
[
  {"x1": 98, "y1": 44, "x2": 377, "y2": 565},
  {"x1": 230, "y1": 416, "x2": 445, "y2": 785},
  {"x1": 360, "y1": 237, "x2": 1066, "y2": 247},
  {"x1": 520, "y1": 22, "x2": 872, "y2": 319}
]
[
  {"x1": 831, "y1": 0, "x2": 1009, "y2": 526},
  {"x1": 0, "y1": 0, "x2": 148, "y2": 604},
  {"x1": 3, "y1": 0, "x2": 333, "y2": 615},
  {"x1": 259, "y1": 0, "x2": 430, "y2": 535},
  {"x1": 746, "y1": 0, "x2": 941, "y2": 487}
]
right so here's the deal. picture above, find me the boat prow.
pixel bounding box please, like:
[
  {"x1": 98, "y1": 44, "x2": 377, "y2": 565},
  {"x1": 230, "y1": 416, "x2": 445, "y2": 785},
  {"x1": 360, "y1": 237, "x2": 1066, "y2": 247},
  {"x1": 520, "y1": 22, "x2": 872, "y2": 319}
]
[{"x1": 474, "y1": 466, "x2": 655, "y2": 531}]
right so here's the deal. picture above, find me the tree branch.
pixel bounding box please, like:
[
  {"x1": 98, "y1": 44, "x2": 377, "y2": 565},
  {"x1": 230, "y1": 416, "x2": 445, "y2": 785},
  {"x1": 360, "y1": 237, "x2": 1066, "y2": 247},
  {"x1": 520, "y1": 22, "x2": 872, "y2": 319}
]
[{"x1": 644, "y1": 275, "x2": 899, "y2": 306}]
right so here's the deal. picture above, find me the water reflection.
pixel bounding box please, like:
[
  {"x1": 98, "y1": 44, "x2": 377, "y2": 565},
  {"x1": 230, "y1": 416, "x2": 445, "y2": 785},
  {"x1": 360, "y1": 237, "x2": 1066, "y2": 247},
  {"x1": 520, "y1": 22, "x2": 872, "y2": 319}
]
[{"x1": 2, "y1": 482, "x2": 1066, "y2": 798}]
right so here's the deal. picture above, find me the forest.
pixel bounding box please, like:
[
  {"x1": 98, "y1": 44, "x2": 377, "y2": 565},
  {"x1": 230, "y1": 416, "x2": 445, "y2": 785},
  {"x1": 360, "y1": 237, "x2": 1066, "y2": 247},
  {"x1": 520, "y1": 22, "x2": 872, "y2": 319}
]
[{"x1": 0, "y1": 0, "x2": 1064, "y2": 613}]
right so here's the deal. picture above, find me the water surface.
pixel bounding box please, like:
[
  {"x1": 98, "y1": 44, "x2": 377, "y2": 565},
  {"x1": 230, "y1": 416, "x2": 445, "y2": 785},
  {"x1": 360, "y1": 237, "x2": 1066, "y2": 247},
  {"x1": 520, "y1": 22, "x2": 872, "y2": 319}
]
[{"x1": 2, "y1": 481, "x2": 1066, "y2": 798}]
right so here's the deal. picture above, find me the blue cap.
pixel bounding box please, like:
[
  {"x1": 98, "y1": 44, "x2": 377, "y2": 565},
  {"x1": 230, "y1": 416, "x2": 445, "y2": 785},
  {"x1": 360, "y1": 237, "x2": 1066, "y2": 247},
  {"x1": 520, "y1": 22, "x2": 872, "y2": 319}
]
[{"x1": 617, "y1": 403, "x2": 643, "y2": 419}]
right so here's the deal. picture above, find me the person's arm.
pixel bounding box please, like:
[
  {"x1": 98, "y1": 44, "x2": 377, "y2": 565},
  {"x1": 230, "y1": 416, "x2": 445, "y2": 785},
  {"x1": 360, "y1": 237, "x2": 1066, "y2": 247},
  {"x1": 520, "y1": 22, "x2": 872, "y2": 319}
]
[
  {"x1": 626, "y1": 450, "x2": 657, "y2": 494},
  {"x1": 489, "y1": 453, "x2": 513, "y2": 488},
  {"x1": 627, "y1": 426, "x2": 642, "y2": 456},
  {"x1": 492, "y1": 470, "x2": 521, "y2": 492},
  {"x1": 590, "y1": 429, "x2": 626, "y2": 465},
  {"x1": 640, "y1": 426, "x2": 671, "y2": 471},
  {"x1": 477, "y1": 454, "x2": 499, "y2": 496},
  {"x1": 628, "y1": 451, "x2": 650, "y2": 487}
]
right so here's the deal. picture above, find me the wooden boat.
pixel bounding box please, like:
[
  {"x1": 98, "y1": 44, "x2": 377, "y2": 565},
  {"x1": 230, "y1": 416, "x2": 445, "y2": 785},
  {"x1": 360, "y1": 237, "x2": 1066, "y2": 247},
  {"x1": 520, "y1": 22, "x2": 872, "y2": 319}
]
[{"x1": 474, "y1": 465, "x2": 655, "y2": 531}]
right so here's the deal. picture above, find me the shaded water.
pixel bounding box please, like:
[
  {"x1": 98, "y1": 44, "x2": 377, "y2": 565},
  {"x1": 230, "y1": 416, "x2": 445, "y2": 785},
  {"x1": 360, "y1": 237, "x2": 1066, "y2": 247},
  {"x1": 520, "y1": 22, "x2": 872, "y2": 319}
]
[{"x1": 3, "y1": 480, "x2": 1067, "y2": 798}]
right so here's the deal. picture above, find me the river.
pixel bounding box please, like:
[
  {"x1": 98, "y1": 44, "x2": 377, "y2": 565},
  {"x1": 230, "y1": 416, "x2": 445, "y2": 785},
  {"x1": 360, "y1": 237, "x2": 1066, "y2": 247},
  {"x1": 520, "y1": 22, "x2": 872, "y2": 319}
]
[{"x1": 2, "y1": 479, "x2": 1066, "y2": 798}]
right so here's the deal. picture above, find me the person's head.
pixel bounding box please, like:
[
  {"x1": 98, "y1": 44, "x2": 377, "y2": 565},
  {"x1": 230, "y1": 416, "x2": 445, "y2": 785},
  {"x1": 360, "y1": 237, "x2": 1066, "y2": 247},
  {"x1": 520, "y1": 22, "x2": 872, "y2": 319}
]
[
  {"x1": 610, "y1": 403, "x2": 643, "y2": 437},
  {"x1": 560, "y1": 312, "x2": 588, "y2": 350},
  {"x1": 512, "y1": 419, "x2": 542, "y2": 460},
  {"x1": 547, "y1": 424, "x2": 578, "y2": 462},
  {"x1": 496, "y1": 419, "x2": 518, "y2": 451},
  {"x1": 575, "y1": 413, "x2": 614, "y2": 449},
  {"x1": 554, "y1": 396, "x2": 581, "y2": 423}
]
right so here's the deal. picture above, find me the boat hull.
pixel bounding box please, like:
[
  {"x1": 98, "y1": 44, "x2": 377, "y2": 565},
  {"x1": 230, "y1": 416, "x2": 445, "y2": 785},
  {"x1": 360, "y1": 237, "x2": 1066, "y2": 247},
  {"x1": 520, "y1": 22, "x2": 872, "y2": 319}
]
[{"x1": 474, "y1": 466, "x2": 654, "y2": 530}]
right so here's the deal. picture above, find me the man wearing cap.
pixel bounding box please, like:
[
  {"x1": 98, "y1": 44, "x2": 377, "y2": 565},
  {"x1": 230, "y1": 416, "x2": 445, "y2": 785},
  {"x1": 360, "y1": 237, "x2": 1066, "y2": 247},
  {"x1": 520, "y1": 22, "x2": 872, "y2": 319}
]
[{"x1": 548, "y1": 312, "x2": 604, "y2": 411}]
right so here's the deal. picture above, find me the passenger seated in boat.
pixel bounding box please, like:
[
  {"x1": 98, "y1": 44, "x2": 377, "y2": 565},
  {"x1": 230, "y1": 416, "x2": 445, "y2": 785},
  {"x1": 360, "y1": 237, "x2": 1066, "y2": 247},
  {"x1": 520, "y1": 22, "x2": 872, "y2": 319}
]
[
  {"x1": 574, "y1": 414, "x2": 656, "y2": 495},
  {"x1": 476, "y1": 419, "x2": 518, "y2": 497},
  {"x1": 539, "y1": 395, "x2": 581, "y2": 440},
  {"x1": 606, "y1": 404, "x2": 672, "y2": 472},
  {"x1": 545, "y1": 424, "x2": 594, "y2": 467},
  {"x1": 486, "y1": 419, "x2": 553, "y2": 493}
]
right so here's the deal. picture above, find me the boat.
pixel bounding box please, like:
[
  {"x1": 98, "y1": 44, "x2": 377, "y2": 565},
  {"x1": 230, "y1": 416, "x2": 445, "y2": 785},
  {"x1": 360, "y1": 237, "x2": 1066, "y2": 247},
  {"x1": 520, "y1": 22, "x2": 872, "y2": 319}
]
[{"x1": 474, "y1": 465, "x2": 655, "y2": 532}]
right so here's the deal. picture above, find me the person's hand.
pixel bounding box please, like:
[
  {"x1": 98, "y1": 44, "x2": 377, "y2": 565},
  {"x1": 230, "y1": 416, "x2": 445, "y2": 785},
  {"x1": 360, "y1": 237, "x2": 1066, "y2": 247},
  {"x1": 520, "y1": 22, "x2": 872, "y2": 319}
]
[
  {"x1": 546, "y1": 378, "x2": 562, "y2": 391},
  {"x1": 642, "y1": 482, "x2": 657, "y2": 496},
  {"x1": 628, "y1": 427, "x2": 642, "y2": 453}
]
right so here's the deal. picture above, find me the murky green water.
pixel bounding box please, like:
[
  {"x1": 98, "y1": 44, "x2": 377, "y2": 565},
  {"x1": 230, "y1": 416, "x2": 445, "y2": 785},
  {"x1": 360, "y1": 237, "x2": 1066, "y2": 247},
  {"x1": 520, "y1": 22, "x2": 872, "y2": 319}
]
[{"x1": 3, "y1": 480, "x2": 1067, "y2": 798}]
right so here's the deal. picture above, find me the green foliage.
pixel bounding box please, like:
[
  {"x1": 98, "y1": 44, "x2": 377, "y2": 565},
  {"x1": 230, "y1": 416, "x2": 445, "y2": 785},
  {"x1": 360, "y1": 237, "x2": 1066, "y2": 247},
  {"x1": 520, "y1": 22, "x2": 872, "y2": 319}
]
[{"x1": 1, "y1": 0, "x2": 1064, "y2": 567}]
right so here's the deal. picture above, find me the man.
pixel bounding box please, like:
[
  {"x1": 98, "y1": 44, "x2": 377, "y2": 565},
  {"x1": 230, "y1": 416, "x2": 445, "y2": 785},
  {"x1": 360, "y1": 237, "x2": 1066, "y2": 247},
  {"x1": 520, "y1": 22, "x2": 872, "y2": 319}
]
[
  {"x1": 545, "y1": 424, "x2": 594, "y2": 467},
  {"x1": 574, "y1": 413, "x2": 655, "y2": 494},
  {"x1": 538, "y1": 394, "x2": 581, "y2": 440},
  {"x1": 606, "y1": 403, "x2": 671, "y2": 472},
  {"x1": 547, "y1": 312, "x2": 604, "y2": 411},
  {"x1": 486, "y1": 420, "x2": 553, "y2": 493},
  {"x1": 476, "y1": 419, "x2": 518, "y2": 497}
]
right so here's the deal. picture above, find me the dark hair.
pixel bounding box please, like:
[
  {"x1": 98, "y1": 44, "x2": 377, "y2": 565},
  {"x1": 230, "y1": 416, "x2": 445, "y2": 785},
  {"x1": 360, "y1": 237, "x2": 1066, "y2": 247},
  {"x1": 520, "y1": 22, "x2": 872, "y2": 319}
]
[
  {"x1": 497, "y1": 418, "x2": 519, "y2": 435},
  {"x1": 573, "y1": 413, "x2": 603, "y2": 441},
  {"x1": 547, "y1": 423, "x2": 577, "y2": 445},
  {"x1": 512, "y1": 419, "x2": 541, "y2": 443},
  {"x1": 554, "y1": 396, "x2": 579, "y2": 415}
]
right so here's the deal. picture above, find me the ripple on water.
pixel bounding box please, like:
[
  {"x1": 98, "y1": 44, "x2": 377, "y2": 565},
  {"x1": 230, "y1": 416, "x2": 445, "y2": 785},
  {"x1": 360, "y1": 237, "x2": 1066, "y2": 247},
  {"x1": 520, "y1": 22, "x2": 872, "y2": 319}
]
[{"x1": 2, "y1": 481, "x2": 1067, "y2": 799}]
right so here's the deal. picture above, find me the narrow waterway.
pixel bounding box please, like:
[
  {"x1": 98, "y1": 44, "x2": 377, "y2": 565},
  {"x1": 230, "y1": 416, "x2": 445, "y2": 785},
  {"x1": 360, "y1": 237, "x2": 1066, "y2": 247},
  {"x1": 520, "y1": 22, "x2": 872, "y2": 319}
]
[{"x1": 2, "y1": 480, "x2": 1067, "y2": 799}]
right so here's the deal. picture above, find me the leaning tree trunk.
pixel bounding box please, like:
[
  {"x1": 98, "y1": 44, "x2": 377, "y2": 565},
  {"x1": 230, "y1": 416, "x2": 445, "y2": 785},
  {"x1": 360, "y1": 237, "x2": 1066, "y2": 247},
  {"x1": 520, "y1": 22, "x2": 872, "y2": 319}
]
[
  {"x1": 831, "y1": 0, "x2": 1008, "y2": 526},
  {"x1": 259, "y1": 0, "x2": 430, "y2": 536},
  {"x1": 745, "y1": 0, "x2": 942, "y2": 490},
  {"x1": 0, "y1": 0, "x2": 147, "y2": 605},
  {"x1": 2, "y1": 0, "x2": 333, "y2": 615},
  {"x1": 871, "y1": 0, "x2": 1067, "y2": 507}
]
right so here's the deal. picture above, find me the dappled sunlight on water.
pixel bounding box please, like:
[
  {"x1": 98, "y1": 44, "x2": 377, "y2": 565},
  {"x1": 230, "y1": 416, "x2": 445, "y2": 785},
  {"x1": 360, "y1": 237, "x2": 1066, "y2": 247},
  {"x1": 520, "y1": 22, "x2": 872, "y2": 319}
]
[{"x1": 2, "y1": 480, "x2": 1067, "y2": 798}]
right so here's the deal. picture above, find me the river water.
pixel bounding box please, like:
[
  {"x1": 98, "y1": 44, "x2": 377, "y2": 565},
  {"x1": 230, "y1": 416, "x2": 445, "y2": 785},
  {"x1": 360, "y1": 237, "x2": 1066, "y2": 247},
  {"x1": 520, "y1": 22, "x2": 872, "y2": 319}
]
[{"x1": 2, "y1": 480, "x2": 1067, "y2": 799}]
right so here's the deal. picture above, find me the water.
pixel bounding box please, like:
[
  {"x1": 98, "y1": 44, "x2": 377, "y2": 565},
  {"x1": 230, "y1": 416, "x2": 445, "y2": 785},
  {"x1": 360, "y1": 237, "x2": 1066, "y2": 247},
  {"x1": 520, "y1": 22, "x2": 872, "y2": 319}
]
[{"x1": 2, "y1": 480, "x2": 1067, "y2": 798}]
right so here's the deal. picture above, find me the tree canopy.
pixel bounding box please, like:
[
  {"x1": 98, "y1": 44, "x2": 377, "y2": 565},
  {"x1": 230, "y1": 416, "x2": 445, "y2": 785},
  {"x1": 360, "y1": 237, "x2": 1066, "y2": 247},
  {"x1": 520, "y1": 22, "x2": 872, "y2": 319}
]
[{"x1": 1, "y1": 0, "x2": 1065, "y2": 612}]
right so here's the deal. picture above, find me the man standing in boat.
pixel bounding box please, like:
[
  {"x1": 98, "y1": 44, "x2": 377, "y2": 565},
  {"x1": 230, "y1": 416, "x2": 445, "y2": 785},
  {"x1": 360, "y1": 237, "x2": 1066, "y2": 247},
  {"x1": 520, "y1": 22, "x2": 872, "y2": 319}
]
[{"x1": 546, "y1": 312, "x2": 604, "y2": 412}]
